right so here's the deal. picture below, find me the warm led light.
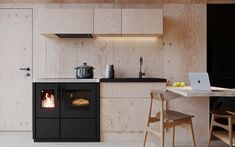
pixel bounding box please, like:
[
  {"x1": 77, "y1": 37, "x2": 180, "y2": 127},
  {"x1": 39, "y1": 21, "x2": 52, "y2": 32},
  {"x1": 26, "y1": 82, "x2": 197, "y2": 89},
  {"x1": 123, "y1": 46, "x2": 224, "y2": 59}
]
[{"x1": 95, "y1": 36, "x2": 158, "y2": 41}]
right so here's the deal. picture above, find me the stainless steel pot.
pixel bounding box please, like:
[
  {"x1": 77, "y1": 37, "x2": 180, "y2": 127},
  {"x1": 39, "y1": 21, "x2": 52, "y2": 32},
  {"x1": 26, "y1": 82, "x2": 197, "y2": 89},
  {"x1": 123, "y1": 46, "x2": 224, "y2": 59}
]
[{"x1": 74, "y1": 63, "x2": 95, "y2": 79}]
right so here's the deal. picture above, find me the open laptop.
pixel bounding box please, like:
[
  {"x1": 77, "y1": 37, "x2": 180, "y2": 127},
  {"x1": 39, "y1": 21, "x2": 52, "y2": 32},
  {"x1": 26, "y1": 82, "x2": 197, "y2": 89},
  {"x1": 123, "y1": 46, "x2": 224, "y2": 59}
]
[{"x1": 189, "y1": 73, "x2": 226, "y2": 92}]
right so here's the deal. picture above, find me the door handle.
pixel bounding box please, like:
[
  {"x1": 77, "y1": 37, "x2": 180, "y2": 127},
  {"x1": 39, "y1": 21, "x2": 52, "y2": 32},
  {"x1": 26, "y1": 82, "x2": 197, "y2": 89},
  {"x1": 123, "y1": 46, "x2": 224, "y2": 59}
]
[{"x1": 19, "y1": 67, "x2": 30, "y2": 71}]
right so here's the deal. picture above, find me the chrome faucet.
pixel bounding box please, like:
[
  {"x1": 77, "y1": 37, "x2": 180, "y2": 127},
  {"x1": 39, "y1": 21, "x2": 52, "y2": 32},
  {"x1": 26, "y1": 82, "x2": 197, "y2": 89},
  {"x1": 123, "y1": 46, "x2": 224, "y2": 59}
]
[{"x1": 139, "y1": 57, "x2": 145, "y2": 78}]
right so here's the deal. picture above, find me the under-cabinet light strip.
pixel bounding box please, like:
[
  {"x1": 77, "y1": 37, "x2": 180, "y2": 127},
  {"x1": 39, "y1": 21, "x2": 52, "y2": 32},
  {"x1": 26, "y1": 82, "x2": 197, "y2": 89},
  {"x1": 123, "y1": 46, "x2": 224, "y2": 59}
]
[{"x1": 95, "y1": 37, "x2": 158, "y2": 40}]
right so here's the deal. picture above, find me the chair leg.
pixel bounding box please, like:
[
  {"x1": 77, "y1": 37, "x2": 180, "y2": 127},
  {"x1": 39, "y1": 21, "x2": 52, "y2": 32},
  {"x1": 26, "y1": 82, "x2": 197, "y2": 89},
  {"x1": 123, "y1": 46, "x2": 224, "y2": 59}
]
[
  {"x1": 228, "y1": 118, "x2": 233, "y2": 147},
  {"x1": 209, "y1": 114, "x2": 215, "y2": 147},
  {"x1": 189, "y1": 119, "x2": 196, "y2": 147},
  {"x1": 172, "y1": 126, "x2": 175, "y2": 147},
  {"x1": 161, "y1": 128, "x2": 165, "y2": 147},
  {"x1": 143, "y1": 130, "x2": 148, "y2": 147}
]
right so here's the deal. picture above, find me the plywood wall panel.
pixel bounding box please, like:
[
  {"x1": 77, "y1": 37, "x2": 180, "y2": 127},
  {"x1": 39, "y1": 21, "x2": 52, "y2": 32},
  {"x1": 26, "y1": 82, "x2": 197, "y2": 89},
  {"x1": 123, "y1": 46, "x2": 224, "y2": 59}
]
[
  {"x1": 45, "y1": 38, "x2": 63, "y2": 78},
  {"x1": 163, "y1": 4, "x2": 206, "y2": 84},
  {"x1": 163, "y1": 4, "x2": 185, "y2": 83},
  {"x1": 113, "y1": 38, "x2": 164, "y2": 78},
  {"x1": 184, "y1": 4, "x2": 206, "y2": 73},
  {"x1": 33, "y1": 7, "x2": 47, "y2": 79},
  {"x1": 60, "y1": 39, "x2": 78, "y2": 78},
  {"x1": 162, "y1": 6, "x2": 208, "y2": 144},
  {"x1": 43, "y1": 38, "x2": 114, "y2": 78}
]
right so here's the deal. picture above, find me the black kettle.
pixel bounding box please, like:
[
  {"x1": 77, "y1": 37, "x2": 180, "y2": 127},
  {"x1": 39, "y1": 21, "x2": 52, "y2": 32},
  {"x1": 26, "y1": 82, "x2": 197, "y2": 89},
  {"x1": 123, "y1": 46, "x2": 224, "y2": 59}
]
[{"x1": 74, "y1": 63, "x2": 95, "y2": 79}]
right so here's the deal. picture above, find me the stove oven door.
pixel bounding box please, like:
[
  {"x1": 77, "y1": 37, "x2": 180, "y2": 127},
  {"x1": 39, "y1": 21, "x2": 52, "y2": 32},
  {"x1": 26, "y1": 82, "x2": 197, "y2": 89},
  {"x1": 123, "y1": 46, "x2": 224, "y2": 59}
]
[{"x1": 61, "y1": 83, "x2": 97, "y2": 118}]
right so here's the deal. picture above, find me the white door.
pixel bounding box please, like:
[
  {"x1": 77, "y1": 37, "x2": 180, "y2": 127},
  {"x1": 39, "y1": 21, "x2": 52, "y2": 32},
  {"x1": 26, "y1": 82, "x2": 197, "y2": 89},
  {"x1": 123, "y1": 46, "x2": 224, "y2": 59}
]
[{"x1": 0, "y1": 9, "x2": 32, "y2": 130}]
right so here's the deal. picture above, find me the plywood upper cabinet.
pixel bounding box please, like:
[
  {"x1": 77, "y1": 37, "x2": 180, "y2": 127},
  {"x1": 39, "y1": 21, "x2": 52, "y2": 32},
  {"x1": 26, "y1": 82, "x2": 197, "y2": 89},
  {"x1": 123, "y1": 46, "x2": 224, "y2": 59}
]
[
  {"x1": 41, "y1": 8, "x2": 163, "y2": 37},
  {"x1": 122, "y1": 9, "x2": 163, "y2": 36},
  {"x1": 94, "y1": 9, "x2": 121, "y2": 36},
  {"x1": 42, "y1": 9, "x2": 93, "y2": 35}
]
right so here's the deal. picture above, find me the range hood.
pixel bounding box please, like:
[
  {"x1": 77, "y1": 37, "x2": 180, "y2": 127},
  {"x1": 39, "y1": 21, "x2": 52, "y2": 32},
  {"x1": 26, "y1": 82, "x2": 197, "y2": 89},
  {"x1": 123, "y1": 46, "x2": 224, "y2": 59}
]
[
  {"x1": 55, "y1": 34, "x2": 93, "y2": 38},
  {"x1": 41, "y1": 33, "x2": 94, "y2": 38}
]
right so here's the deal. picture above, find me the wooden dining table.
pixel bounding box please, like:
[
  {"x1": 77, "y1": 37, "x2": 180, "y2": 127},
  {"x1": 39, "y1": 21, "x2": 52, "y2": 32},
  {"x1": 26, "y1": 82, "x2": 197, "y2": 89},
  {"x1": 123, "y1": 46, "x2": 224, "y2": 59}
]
[
  {"x1": 166, "y1": 86, "x2": 235, "y2": 146},
  {"x1": 167, "y1": 86, "x2": 235, "y2": 98}
]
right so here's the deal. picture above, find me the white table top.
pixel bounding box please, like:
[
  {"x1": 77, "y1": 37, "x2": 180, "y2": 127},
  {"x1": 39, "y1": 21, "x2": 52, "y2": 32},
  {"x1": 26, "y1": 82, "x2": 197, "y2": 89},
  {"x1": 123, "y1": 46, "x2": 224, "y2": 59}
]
[{"x1": 167, "y1": 86, "x2": 235, "y2": 97}]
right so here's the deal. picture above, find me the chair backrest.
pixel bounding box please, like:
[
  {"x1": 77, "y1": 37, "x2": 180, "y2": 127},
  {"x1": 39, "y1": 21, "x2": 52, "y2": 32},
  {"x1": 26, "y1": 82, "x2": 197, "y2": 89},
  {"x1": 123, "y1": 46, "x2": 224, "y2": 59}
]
[
  {"x1": 149, "y1": 90, "x2": 167, "y2": 127},
  {"x1": 227, "y1": 111, "x2": 235, "y2": 116},
  {"x1": 150, "y1": 90, "x2": 165, "y2": 101}
]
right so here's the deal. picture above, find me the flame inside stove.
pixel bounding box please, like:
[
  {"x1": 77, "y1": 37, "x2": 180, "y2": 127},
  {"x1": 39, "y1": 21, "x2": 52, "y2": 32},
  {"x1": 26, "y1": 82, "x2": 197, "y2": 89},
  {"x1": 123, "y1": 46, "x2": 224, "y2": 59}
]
[{"x1": 41, "y1": 91, "x2": 55, "y2": 108}]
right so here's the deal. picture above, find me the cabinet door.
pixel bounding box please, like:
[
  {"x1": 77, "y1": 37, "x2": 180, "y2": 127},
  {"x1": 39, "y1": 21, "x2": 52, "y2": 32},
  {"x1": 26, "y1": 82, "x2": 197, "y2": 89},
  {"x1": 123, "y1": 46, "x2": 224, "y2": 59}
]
[
  {"x1": 94, "y1": 9, "x2": 121, "y2": 36},
  {"x1": 36, "y1": 119, "x2": 60, "y2": 139},
  {"x1": 122, "y1": 9, "x2": 163, "y2": 36},
  {"x1": 43, "y1": 9, "x2": 93, "y2": 34},
  {"x1": 61, "y1": 119, "x2": 97, "y2": 139},
  {"x1": 100, "y1": 83, "x2": 166, "y2": 132},
  {"x1": 35, "y1": 83, "x2": 60, "y2": 118}
]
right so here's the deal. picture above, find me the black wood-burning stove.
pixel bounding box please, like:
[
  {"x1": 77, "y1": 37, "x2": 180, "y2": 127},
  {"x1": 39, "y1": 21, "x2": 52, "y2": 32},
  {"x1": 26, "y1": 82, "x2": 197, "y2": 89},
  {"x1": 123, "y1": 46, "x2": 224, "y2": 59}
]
[{"x1": 33, "y1": 82, "x2": 100, "y2": 142}]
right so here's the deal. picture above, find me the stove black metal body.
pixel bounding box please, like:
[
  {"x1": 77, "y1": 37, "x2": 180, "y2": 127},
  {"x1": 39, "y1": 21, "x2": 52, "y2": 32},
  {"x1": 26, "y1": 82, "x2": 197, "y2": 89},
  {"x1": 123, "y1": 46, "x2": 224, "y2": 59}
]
[{"x1": 33, "y1": 82, "x2": 100, "y2": 142}]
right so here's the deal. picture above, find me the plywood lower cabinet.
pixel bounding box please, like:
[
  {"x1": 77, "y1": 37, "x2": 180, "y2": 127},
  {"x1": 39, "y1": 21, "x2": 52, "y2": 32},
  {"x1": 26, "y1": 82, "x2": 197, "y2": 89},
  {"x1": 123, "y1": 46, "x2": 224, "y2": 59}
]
[
  {"x1": 101, "y1": 98, "x2": 150, "y2": 132},
  {"x1": 94, "y1": 9, "x2": 121, "y2": 36},
  {"x1": 122, "y1": 9, "x2": 163, "y2": 36},
  {"x1": 100, "y1": 82, "x2": 166, "y2": 140}
]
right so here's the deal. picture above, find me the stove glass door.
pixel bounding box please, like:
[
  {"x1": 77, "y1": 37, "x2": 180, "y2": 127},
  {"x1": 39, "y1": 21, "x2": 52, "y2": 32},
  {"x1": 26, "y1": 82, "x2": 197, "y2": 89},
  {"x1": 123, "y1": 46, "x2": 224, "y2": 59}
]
[
  {"x1": 61, "y1": 83, "x2": 96, "y2": 118},
  {"x1": 35, "y1": 83, "x2": 59, "y2": 118}
]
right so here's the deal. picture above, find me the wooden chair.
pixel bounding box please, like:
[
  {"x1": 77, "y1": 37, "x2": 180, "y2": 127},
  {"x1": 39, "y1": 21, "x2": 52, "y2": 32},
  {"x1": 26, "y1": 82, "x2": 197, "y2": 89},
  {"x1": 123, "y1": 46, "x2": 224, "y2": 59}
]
[
  {"x1": 143, "y1": 90, "x2": 196, "y2": 147},
  {"x1": 209, "y1": 110, "x2": 235, "y2": 147}
]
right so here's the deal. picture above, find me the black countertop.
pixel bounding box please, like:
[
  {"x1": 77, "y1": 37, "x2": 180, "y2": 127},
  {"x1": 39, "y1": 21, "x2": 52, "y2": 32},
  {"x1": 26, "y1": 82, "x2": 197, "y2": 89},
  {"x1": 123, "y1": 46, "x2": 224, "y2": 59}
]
[{"x1": 100, "y1": 78, "x2": 167, "y2": 83}]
